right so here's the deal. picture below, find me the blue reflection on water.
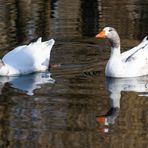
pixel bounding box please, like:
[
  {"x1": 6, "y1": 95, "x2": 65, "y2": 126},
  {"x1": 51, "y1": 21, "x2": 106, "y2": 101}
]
[{"x1": 0, "y1": 72, "x2": 55, "y2": 95}]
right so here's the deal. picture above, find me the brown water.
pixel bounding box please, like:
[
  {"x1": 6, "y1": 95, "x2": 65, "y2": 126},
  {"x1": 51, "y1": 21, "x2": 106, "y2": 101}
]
[{"x1": 0, "y1": 0, "x2": 148, "y2": 147}]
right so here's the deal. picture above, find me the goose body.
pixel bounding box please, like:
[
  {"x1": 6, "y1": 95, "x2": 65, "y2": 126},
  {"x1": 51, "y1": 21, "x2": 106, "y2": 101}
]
[
  {"x1": 0, "y1": 38, "x2": 55, "y2": 76},
  {"x1": 96, "y1": 27, "x2": 148, "y2": 77}
]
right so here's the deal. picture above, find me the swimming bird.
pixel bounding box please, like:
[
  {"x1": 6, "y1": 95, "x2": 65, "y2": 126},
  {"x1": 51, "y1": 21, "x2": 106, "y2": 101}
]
[
  {"x1": 0, "y1": 38, "x2": 55, "y2": 76},
  {"x1": 96, "y1": 27, "x2": 148, "y2": 77}
]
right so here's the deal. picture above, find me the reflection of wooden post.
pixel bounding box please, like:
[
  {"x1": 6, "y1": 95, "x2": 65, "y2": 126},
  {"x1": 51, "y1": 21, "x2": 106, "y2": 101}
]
[
  {"x1": 0, "y1": 105, "x2": 11, "y2": 146},
  {"x1": 80, "y1": 0, "x2": 99, "y2": 37},
  {"x1": 15, "y1": 0, "x2": 51, "y2": 42},
  {"x1": 0, "y1": 4, "x2": 7, "y2": 49},
  {"x1": 98, "y1": 0, "x2": 145, "y2": 40},
  {"x1": 36, "y1": 0, "x2": 51, "y2": 39},
  {"x1": 136, "y1": 0, "x2": 148, "y2": 38},
  {"x1": 50, "y1": 0, "x2": 81, "y2": 38},
  {"x1": 15, "y1": 0, "x2": 30, "y2": 42},
  {"x1": 0, "y1": 0, "x2": 16, "y2": 49}
]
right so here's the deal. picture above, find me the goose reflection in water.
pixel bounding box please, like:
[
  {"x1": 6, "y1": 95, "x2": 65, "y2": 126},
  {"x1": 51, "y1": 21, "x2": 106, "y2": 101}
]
[
  {"x1": 0, "y1": 72, "x2": 55, "y2": 95},
  {"x1": 97, "y1": 76, "x2": 148, "y2": 133}
]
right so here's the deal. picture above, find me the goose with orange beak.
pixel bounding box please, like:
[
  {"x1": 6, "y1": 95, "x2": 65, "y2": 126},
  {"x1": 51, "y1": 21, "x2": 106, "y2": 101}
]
[{"x1": 96, "y1": 27, "x2": 148, "y2": 77}]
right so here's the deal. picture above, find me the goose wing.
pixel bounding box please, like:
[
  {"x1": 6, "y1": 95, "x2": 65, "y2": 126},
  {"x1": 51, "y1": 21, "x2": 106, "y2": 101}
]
[{"x1": 121, "y1": 36, "x2": 148, "y2": 62}]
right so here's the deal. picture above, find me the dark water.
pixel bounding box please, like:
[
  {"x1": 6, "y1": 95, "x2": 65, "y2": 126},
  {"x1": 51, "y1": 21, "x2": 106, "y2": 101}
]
[{"x1": 0, "y1": 0, "x2": 148, "y2": 147}]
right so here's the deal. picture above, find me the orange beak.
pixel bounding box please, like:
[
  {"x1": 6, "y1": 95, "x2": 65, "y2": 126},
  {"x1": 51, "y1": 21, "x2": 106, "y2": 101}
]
[
  {"x1": 96, "y1": 30, "x2": 106, "y2": 38},
  {"x1": 96, "y1": 117, "x2": 105, "y2": 124}
]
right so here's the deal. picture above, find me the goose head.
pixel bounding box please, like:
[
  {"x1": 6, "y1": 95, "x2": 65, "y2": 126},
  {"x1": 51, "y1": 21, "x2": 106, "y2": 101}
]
[{"x1": 96, "y1": 27, "x2": 120, "y2": 48}]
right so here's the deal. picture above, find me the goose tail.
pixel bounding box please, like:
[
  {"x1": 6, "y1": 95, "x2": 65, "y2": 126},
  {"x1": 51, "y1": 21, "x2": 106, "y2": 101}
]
[
  {"x1": 142, "y1": 36, "x2": 148, "y2": 42},
  {"x1": 45, "y1": 39, "x2": 55, "y2": 47}
]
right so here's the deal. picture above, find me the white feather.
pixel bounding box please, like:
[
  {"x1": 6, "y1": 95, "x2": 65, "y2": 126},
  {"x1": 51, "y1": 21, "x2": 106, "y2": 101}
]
[{"x1": 0, "y1": 38, "x2": 55, "y2": 76}]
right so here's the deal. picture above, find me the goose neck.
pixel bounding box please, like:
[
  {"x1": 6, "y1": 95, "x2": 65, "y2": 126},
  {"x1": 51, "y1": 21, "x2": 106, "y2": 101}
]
[{"x1": 110, "y1": 47, "x2": 121, "y2": 58}]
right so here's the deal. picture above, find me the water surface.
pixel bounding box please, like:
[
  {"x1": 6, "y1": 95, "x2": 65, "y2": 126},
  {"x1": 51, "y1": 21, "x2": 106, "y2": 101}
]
[{"x1": 0, "y1": 0, "x2": 148, "y2": 147}]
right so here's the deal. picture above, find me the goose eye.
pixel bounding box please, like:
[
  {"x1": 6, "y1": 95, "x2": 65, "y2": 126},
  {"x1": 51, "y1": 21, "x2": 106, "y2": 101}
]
[{"x1": 109, "y1": 29, "x2": 112, "y2": 32}]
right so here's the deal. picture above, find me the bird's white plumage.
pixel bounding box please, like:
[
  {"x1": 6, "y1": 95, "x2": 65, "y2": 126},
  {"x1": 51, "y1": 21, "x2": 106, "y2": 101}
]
[
  {"x1": 97, "y1": 27, "x2": 148, "y2": 77},
  {"x1": 0, "y1": 38, "x2": 55, "y2": 76}
]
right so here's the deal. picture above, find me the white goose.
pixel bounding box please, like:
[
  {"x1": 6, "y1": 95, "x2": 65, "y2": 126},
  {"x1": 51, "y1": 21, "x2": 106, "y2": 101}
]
[
  {"x1": 0, "y1": 38, "x2": 55, "y2": 76},
  {"x1": 96, "y1": 27, "x2": 148, "y2": 77}
]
